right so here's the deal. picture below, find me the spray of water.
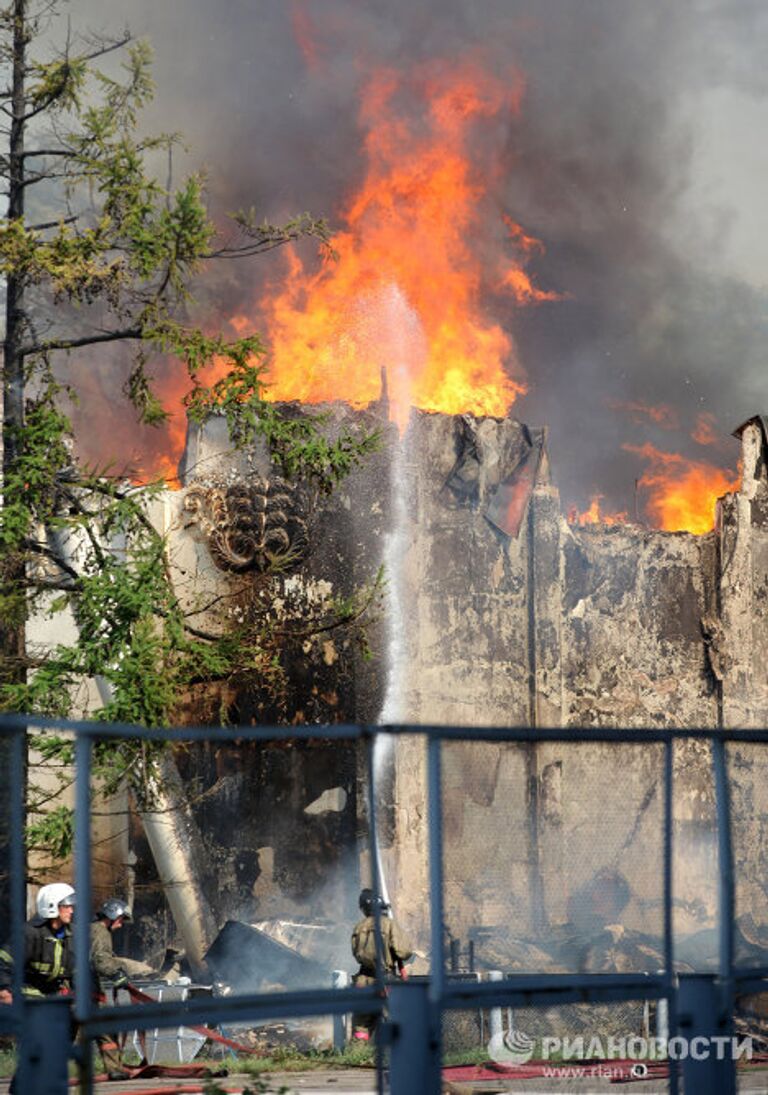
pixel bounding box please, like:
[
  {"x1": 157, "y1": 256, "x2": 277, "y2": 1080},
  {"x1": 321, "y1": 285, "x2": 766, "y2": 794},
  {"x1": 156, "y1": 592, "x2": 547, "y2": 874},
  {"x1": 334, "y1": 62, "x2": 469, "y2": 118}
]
[
  {"x1": 376, "y1": 282, "x2": 420, "y2": 723},
  {"x1": 369, "y1": 283, "x2": 423, "y2": 908}
]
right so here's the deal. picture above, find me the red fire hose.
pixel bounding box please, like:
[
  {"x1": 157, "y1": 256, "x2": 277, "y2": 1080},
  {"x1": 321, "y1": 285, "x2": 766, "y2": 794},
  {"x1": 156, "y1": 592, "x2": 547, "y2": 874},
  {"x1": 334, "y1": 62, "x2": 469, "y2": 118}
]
[{"x1": 90, "y1": 1087, "x2": 244, "y2": 1095}]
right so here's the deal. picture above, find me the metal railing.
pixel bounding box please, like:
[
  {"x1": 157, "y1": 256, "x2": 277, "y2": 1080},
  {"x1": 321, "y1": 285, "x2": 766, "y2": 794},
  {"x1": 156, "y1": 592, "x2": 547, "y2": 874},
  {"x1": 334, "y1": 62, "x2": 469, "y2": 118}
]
[{"x1": 0, "y1": 714, "x2": 766, "y2": 1094}]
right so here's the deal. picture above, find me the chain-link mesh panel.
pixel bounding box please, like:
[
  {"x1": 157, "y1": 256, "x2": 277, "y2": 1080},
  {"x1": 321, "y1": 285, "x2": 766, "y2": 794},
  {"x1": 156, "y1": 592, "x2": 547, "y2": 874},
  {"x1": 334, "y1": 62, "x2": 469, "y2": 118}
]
[
  {"x1": 441, "y1": 740, "x2": 666, "y2": 981},
  {"x1": 734, "y1": 991, "x2": 768, "y2": 1056},
  {"x1": 442, "y1": 1008, "x2": 484, "y2": 1056},
  {"x1": 442, "y1": 999, "x2": 651, "y2": 1056},
  {"x1": 728, "y1": 743, "x2": 768, "y2": 972},
  {"x1": 509, "y1": 1000, "x2": 650, "y2": 1044},
  {"x1": 440, "y1": 999, "x2": 669, "y2": 1093}
]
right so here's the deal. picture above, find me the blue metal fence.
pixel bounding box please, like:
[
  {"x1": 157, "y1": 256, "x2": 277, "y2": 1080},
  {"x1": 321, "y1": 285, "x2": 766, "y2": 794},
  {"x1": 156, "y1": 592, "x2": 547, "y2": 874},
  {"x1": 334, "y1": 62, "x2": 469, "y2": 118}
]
[{"x1": 0, "y1": 714, "x2": 766, "y2": 1094}]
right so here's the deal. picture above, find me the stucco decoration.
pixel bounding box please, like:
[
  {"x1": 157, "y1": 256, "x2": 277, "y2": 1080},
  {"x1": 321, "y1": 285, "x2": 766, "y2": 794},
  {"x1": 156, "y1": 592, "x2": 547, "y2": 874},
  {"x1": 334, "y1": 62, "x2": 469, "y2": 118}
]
[{"x1": 183, "y1": 477, "x2": 310, "y2": 573}]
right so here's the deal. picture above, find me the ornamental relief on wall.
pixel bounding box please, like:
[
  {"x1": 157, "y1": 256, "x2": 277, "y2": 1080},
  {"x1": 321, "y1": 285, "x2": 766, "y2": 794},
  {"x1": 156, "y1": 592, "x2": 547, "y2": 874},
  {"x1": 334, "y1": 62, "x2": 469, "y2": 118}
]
[{"x1": 183, "y1": 476, "x2": 310, "y2": 573}]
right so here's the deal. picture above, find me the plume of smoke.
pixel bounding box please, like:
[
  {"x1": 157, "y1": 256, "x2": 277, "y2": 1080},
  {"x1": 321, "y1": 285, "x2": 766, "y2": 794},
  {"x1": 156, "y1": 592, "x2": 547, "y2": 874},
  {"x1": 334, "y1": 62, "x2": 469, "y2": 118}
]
[{"x1": 60, "y1": 0, "x2": 768, "y2": 513}]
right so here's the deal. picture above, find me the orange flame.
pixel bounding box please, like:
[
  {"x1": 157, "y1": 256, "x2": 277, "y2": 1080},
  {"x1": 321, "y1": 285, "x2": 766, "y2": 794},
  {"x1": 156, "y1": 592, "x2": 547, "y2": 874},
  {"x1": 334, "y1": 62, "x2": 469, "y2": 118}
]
[
  {"x1": 289, "y1": 3, "x2": 323, "y2": 71},
  {"x1": 568, "y1": 495, "x2": 628, "y2": 527},
  {"x1": 624, "y1": 443, "x2": 739, "y2": 534},
  {"x1": 62, "y1": 345, "x2": 197, "y2": 490},
  {"x1": 244, "y1": 62, "x2": 557, "y2": 431},
  {"x1": 692, "y1": 411, "x2": 720, "y2": 447},
  {"x1": 607, "y1": 399, "x2": 679, "y2": 429}
]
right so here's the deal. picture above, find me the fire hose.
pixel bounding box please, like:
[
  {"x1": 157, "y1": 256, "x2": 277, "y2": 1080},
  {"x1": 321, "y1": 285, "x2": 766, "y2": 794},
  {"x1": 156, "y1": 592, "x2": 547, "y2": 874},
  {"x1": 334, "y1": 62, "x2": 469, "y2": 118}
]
[{"x1": 125, "y1": 980, "x2": 260, "y2": 1055}]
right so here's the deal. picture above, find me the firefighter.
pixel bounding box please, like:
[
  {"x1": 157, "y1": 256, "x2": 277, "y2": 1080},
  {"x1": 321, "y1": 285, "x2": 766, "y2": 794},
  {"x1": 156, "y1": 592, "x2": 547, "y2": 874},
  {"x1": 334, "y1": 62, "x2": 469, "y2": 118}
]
[
  {"x1": 350, "y1": 888, "x2": 413, "y2": 1041},
  {"x1": 0, "y1": 882, "x2": 76, "y2": 1002},
  {"x1": 91, "y1": 897, "x2": 154, "y2": 1080},
  {"x1": 0, "y1": 883, "x2": 76, "y2": 1094}
]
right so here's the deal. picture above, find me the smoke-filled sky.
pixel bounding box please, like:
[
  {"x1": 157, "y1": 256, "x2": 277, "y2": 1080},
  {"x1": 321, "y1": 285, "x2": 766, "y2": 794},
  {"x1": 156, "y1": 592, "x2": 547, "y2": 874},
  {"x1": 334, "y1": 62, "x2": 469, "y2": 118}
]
[{"x1": 58, "y1": 0, "x2": 768, "y2": 516}]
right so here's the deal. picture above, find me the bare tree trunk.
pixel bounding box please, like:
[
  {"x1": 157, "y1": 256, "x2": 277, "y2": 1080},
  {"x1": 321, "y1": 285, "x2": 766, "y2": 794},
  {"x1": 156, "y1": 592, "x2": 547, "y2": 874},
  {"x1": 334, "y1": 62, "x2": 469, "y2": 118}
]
[
  {"x1": 4, "y1": 0, "x2": 26, "y2": 466},
  {"x1": 0, "y1": 1, "x2": 29, "y2": 927},
  {"x1": 1, "y1": 0, "x2": 28, "y2": 680}
]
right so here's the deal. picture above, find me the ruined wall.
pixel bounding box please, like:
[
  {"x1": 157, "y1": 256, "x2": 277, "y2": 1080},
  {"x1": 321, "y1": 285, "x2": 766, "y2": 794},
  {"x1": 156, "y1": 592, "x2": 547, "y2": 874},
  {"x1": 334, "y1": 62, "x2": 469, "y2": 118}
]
[
  {"x1": 116, "y1": 409, "x2": 768, "y2": 971},
  {"x1": 378, "y1": 413, "x2": 768, "y2": 958},
  {"x1": 562, "y1": 528, "x2": 717, "y2": 728},
  {"x1": 125, "y1": 406, "x2": 392, "y2": 951}
]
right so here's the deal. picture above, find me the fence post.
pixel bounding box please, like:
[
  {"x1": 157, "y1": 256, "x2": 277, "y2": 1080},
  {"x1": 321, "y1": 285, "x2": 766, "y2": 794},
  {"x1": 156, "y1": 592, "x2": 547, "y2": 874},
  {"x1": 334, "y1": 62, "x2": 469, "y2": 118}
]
[
  {"x1": 16, "y1": 996, "x2": 72, "y2": 1095},
  {"x1": 332, "y1": 969, "x2": 349, "y2": 1050},
  {"x1": 676, "y1": 973, "x2": 736, "y2": 1095},
  {"x1": 488, "y1": 969, "x2": 504, "y2": 1045},
  {"x1": 388, "y1": 980, "x2": 441, "y2": 1095}
]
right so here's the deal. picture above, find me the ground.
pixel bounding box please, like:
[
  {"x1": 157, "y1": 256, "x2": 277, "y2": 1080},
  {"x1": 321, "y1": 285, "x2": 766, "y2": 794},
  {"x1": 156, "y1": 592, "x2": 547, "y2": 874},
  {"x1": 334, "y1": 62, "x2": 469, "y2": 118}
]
[{"x1": 0, "y1": 1069, "x2": 767, "y2": 1093}]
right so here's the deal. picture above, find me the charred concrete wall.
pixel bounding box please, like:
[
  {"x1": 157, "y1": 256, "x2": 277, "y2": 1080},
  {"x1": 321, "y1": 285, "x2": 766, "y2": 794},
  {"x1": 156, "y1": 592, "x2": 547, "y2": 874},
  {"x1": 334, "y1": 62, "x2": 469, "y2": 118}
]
[
  {"x1": 123, "y1": 409, "x2": 768, "y2": 970},
  {"x1": 126, "y1": 405, "x2": 392, "y2": 954},
  {"x1": 356, "y1": 412, "x2": 768, "y2": 958}
]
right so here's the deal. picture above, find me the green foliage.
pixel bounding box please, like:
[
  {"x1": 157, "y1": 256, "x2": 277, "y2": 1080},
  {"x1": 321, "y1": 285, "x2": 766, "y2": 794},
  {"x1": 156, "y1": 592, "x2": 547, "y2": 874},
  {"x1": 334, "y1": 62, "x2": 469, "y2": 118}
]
[
  {"x1": 0, "y1": 1, "x2": 380, "y2": 867},
  {"x1": 0, "y1": 1048, "x2": 16, "y2": 1078},
  {"x1": 235, "y1": 1043, "x2": 376, "y2": 1075},
  {"x1": 25, "y1": 804, "x2": 74, "y2": 863},
  {"x1": 185, "y1": 353, "x2": 382, "y2": 491}
]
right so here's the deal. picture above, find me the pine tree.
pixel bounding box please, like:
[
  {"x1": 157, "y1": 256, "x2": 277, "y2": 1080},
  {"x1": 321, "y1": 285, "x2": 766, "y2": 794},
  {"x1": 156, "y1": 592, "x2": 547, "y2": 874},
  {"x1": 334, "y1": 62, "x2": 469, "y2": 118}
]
[{"x1": 0, "y1": 0, "x2": 380, "y2": 890}]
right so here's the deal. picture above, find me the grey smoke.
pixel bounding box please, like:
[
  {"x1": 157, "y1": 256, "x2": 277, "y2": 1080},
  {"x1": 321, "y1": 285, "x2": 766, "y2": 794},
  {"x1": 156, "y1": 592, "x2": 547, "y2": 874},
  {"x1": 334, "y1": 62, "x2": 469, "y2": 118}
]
[{"x1": 59, "y1": 0, "x2": 768, "y2": 514}]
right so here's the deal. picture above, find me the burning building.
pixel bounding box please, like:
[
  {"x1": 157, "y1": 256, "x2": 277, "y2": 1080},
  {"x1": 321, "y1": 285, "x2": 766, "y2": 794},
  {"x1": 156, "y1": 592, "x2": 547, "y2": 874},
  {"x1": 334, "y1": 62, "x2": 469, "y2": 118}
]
[
  {"x1": 21, "y1": 0, "x2": 768, "y2": 995},
  {"x1": 70, "y1": 401, "x2": 763, "y2": 981}
]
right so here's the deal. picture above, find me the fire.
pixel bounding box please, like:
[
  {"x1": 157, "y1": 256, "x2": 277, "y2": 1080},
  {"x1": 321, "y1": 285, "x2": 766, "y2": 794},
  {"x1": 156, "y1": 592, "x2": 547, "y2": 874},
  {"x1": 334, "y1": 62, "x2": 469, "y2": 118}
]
[
  {"x1": 692, "y1": 411, "x2": 720, "y2": 447},
  {"x1": 72, "y1": 59, "x2": 561, "y2": 483},
  {"x1": 568, "y1": 495, "x2": 628, "y2": 527},
  {"x1": 607, "y1": 399, "x2": 679, "y2": 429},
  {"x1": 248, "y1": 61, "x2": 558, "y2": 430},
  {"x1": 289, "y1": 4, "x2": 322, "y2": 70},
  {"x1": 104, "y1": 357, "x2": 231, "y2": 490},
  {"x1": 625, "y1": 443, "x2": 739, "y2": 534}
]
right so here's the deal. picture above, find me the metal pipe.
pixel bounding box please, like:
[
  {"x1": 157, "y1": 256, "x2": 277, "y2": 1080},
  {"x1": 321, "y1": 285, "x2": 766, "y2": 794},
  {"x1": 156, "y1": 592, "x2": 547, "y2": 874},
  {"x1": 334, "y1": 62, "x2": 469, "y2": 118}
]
[
  {"x1": 364, "y1": 732, "x2": 386, "y2": 1095},
  {"x1": 138, "y1": 753, "x2": 219, "y2": 975},
  {"x1": 388, "y1": 981, "x2": 437, "y2": 1095},
  {"x1": 677, "y1": 974, "x2": 736, "y2": 1095},
  {"x1": 488, "y1": 969, "x2": 503, "y2": 1046},
  {"x1": 331, "y1": 969, "x2": 349, "y2": 1049},
  {"x1": 80, "y1": 970, "x2": 668, "y2": 1041},
  {"x1": 48, "y1": 517, "x2": 219, "y2": 974},
  {"x1": 365, "y1": 733, "x2": 386, "y2": 988}
]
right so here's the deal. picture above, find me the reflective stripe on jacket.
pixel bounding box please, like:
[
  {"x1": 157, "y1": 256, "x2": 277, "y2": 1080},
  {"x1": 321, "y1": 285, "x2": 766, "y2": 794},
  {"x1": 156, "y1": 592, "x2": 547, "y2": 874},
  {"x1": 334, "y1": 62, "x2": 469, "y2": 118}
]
[{"x1": 0, "y1": 917, "x2": 74, "y2": 996}]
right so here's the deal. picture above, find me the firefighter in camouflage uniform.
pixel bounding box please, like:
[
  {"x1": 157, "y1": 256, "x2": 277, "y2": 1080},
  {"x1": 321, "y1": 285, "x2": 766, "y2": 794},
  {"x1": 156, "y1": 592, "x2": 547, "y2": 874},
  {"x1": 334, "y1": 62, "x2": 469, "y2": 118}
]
[
  {"x1": 350, "y1": 888, "x2": 413, "y2": 1041},
  {"x1": 91, "y1": 897, "x2": 154, "y2": 1079}
]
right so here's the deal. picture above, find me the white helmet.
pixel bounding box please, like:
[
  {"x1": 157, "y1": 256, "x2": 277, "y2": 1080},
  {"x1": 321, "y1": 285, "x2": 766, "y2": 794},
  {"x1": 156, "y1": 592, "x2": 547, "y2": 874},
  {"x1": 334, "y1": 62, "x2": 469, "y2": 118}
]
[{"x1": 36, "y1": 883, "x2": 76, "y2": 920}]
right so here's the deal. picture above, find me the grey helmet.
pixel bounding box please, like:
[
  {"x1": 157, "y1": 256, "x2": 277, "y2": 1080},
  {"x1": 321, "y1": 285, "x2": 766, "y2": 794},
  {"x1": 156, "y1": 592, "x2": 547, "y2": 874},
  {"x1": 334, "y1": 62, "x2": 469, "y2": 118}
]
[{"x1": 99, "y1": 897, "x2": 132, "y2": 924}]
